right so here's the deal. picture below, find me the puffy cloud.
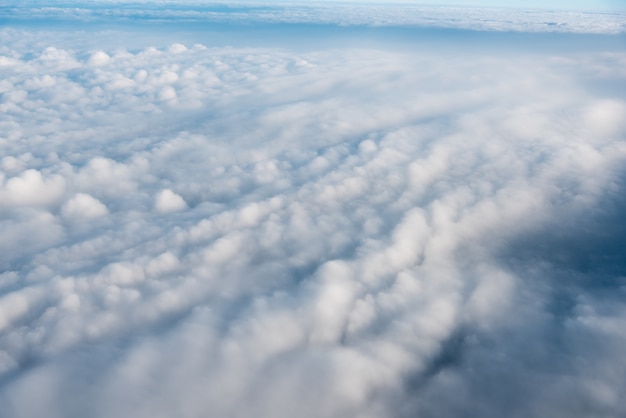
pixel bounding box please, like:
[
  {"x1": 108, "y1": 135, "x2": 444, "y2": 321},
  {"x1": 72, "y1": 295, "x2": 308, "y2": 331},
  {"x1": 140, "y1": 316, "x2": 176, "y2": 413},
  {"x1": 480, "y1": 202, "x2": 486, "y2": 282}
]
[
  {"x1": 0, "y1": 169, "x2": 65, "y2": 208},
  {"x1": 155, "y1": 189, "x2": 187, "y2": 213},
  {"x1": 87, "y1": 51, "x2": 111, "y2": 67},
  {"x1": 61, "y1": 193, "x2": 108, "y2": 220},
  {"x1": 0, "y1": 13, "x2": 625, "y2": 418}
]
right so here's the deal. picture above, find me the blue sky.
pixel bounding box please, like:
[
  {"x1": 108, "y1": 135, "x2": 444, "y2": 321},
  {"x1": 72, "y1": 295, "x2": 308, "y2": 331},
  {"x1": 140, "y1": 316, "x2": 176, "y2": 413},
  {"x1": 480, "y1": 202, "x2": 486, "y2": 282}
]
[
  {"x1": 235, "y1": 0, "x2": 626, "y2": 11},
  {"x1": 3, "y1": 0, "x2": 625, "y2": 36},
  {"x1": 8, "y1": 0, "x2": 626, "y2": 11},
  {"x1": 434, "y1": 0, "x2": 626, "y2": 10}
]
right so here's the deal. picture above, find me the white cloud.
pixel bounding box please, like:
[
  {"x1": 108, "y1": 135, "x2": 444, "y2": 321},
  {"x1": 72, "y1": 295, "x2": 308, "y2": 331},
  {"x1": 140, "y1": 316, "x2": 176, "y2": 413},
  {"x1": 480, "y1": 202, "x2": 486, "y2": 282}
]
[
  {"x1": 61, "y1": 193, "x2": 109, "y2": 220},
  {"x1": 155, "y1": 189, "x2": 187, "y2": 213},
  {"x1": 0, "y1": 169, "x2": 65, "y2": 208},
  {"x1": 87, "y1": 51, "x2": 111, "y2": 67},
  {"x1": 0, "y1": 19, "x2": 625, "y2": 418}
]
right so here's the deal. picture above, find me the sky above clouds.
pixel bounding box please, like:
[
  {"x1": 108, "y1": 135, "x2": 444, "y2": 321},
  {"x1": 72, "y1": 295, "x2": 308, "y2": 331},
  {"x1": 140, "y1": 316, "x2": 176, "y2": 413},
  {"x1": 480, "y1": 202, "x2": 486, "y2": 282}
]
[
  {"x1": 14, "y1": 0, "x2": 624, "y2": 11},
  {"x1": 333, "y1": 0, "x2": 626, "y2": 11},
  {"x1": 3, "y1": 1, "x2": 626, "y2": 34},
  {"x1": 248, "y1": 0, "x2": 626, "y2": 11},
  {"x1": 1, "y1": 1, "x2": 626, "y2": 418}
]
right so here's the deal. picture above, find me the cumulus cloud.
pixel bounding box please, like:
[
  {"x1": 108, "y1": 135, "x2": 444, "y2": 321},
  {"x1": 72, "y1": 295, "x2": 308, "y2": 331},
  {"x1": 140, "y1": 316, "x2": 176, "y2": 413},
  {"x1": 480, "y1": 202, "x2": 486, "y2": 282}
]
[
  {"x1": 0, "y1": 7, "x2": 626, "y2": 418},
  {"x1": 155, "y1": 189, "x2": 188, "y2": 213},
  {"x1": 61, "y1": 193, "x2": 109, "y2": 220},
  {"x1": 87, "y1": 51, "x2": 111, "y2": 67}
]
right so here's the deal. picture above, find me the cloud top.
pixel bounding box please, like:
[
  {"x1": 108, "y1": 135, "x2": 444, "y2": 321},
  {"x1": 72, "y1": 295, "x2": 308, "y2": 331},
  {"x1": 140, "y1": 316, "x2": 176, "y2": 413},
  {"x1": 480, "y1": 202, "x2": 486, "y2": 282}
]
[
  {"x1": 155, "y1": 189, "x2": 188, "y2": 213},
  {"x1": 61, "y1": 193, "x2": 109, "y2": 220},
  {"x1": 0, "y1": 24, "x2": 625, "y2": 418}
]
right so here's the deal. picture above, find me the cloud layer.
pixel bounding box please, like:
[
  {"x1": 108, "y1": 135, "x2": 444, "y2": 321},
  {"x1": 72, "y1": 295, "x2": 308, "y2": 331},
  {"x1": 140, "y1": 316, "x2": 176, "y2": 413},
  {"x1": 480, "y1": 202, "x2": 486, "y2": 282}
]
[
  {"x1": 4, "y1": 1, "x2": 626, "y2": 34},
  {"x1": 1, "y1": 20, "x2": 626, "y2": 418}
]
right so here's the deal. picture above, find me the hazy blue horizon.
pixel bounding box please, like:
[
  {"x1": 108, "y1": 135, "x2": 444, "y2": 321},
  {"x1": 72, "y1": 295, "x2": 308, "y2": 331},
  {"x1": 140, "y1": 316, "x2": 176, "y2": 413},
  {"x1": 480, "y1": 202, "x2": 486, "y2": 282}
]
[
  {"x1": 8, "y1": 0, "x2": 626, "y2": 11},
  {"x1": 2, "y1": 1, "x2": 625, "y2": 36}
]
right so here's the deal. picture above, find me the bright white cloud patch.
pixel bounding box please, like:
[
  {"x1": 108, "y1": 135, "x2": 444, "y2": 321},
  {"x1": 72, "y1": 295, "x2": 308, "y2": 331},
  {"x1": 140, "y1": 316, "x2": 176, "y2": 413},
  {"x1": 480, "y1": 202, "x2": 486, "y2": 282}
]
[
  {"x1": 87, "y1": 51, "x2": 111, "y2": 67},
  {"x1": 61, "y1": 193, "x2": 109, "y2": 219},
  {"x1": 155, "y1": 189, "x2": 188, "y2": 213},
  {"x1": 0, "y1": 7, "x2": 626, "y2": 418}
]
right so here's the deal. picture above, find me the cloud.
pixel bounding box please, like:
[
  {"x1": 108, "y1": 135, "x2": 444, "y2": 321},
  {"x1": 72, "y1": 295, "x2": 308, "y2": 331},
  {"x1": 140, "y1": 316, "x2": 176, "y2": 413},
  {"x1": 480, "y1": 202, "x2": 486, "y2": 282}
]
[
  {"x1": 0, "y1": 16, "x2": 625, "y2": 418},
  {"x1": 87, "y1": 51, "x2": 111, "y2": 67},
  {"x1": 155, "y1": 189, "x2": 188, "y2": 213},
  {"x1": 61, "y1": 193, "x2": 109, "y2": 220},
  {"x1": 0, "y1": 169, "x2": 65, "y2": 208}
]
